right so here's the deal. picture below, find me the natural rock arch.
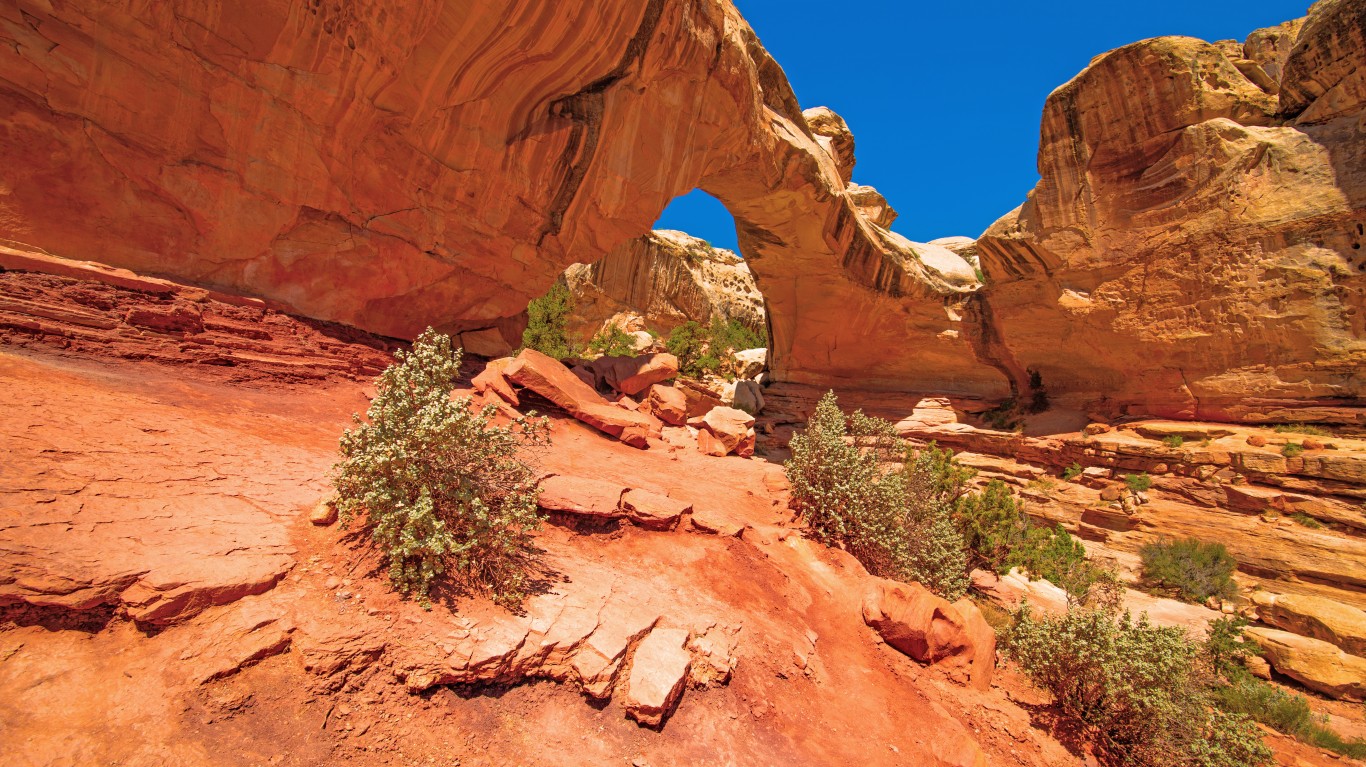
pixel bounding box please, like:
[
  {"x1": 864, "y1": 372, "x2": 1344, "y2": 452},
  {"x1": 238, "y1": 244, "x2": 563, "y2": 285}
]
[{"x1": 0, "y1": 0, "x2": 1003, "y2": 397}]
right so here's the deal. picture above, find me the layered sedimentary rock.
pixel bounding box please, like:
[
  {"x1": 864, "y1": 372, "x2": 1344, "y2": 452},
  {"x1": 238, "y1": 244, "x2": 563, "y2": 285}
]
[
  {"x1": 0, "y1": 0, "x2": 997, "y2": 395},
  {"x1": 976, "y1": 0, "x2": 1366, "y2": 421},
  {"x1": 562, "y1": 230, "x2": 765, "y2": 341}
]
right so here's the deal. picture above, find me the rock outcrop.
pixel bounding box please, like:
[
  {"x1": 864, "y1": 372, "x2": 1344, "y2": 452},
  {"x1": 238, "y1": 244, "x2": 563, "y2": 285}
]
[
  {"x1": 861, "y1": 578, "x2": 996, "y2": 690},
  {"x1": 1245, "y1": 627, "x2": 1366, "y2": 702},
  {"x1": 975, "y1": 0, "x2": 1366, "y2": 422},
  {"x1": 563, "y1": 230, "x2": 765, "y2": 341},
  {"x1": 0, "y1": 0, "x2": 995, "y2": 395}
]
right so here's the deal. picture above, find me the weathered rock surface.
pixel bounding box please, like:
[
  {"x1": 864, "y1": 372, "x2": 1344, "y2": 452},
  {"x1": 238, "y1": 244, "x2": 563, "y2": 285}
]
[
  {"x1": 1254, "y1": 591, "x2": 1366, "y2": 657},
  {"x1": 622, "y1": 627, "x2": 692, "y2": 728},
  {"x1": 0, "y1": 248, "x2": 396, "y2": 383},
  {"x1": 1246, "y1": 627, "x2": 1366, "y2": 702},
  {"x1": 504, "y1": 349, "x2": 654, "y2": 448},
  {"x1": 588, "y1": 353, "x2": 679, "y2": 396},
  {"x1": 0, "y1": 0, "x2": 1000, "y2": 395},
  {"x1": 0, "y1": 341, "x2": 1082, "y2": 767},
  {"x1": 976, "y1": 1, "x2": 1366, "y2": 422},
  {"x1": 563, "y1": 230, "x2": 766, "y2": 342},
  {"x1": 861, "y1": 578, "x2": 995, "y2": 689},
  {"x1": 690, "y1": 406, "x2": 756, "y2": 458}
]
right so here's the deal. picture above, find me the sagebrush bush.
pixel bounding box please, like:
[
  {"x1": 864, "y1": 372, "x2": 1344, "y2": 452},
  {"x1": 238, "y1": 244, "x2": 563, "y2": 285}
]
[
  {"x1": 1007, "y1": 608, "x2": 1270, "y2": 767},
  {"x1": 785, "y1": 392, "x2": 968, "y2": 600},
  {"x1": 1139, "y1": 538, "x2": 1237, "y2": 603},
  {"x1": 521, "y1": 282, "x2": 576, "y2": 360},
  {"x1": 334, "y1": 329, "x2": 549, "y2": 606}
]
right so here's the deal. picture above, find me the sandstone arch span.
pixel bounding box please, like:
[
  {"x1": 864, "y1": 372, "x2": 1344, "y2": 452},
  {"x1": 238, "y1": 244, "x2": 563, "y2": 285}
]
[{"x1": 0, "y1": 0, "x2": 1006, "y2": 397}]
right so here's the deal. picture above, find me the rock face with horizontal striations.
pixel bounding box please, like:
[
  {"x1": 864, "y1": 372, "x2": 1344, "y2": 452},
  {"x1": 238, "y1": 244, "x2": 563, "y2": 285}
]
[
  {"x1": 0, "y1": 0, "x2": 998, "y2": 396},
  {"x1": 975, "y1": 0, "x2": 1366, "y2": 423},
  {"x1": 1245, "y1": 627, "x2": 1366, "y2": 702}
]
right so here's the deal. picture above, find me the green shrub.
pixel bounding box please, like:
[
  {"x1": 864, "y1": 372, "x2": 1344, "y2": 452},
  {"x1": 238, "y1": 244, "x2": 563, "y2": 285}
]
[
  {"x1": 785, "y1": 392, "x2": 968, "y2": 600},
  {"x1": 1289, "y1": 512, "x2": 1323, "y2": 529},
  {"x1": 1125, "y1": 472, "x2": 1153, "y2": 493},
  {"x1": 666, "y1": 320, "x2": 712, "y2": 376},
  {"x1": 521, "y1": 283, "x2": 576, "y2": 360},
  {"x1": 1273, "y1": 423, "x2": 1330, "y2": 437},
  {"x1": 1139, "y1": 538, "x2": 1237, "y2": 603},
  {"x1": 956, "y1": 479, "x2": 1028, "y2": 574},
  {"x1": 666, "y1": 317, "x2": 766, "y2": 379},
  {"x1": 334, "y1": 329, "x2": 549, "y2": 606},
  {"x1": 708, "y1": 316, "x2": 766, "y2": 354},
  {"x1": 1063, "y1": 462, "x2": 1083, "y2": 481},
  {"x1": 586, "y1": 324, "x2": 638, "y2": 358},
  {"x1": 1162, "y1": 435, "x2": 1184, "y2": 448},
  {"x1": 1204, "y1": 619, "x2": 1366, "y2": 759},
  {"x1": 1282, "y1": 442, "x2": 1304, "y2": 458},
  {"x1": 1006, "y1": 608, "x2": 1271, "y2": 767}
]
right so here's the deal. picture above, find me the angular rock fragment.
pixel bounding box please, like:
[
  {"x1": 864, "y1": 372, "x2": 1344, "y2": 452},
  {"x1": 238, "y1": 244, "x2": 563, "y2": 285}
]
[{"x1": 623, "y1": 627, "x2": 692, "y2": 728}]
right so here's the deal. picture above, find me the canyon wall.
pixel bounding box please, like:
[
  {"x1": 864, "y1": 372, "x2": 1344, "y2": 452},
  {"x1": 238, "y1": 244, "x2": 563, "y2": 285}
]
[
  {"x1": 976, "y1": 0, "x2": 1366, "y2": 423},
  {"x1": 562, "y1": 229, "x2": 765, "y2": 342},
  {"x1": 2, "y1": 0, "x2": 1363, "y2": 418},
  {"x1": 0, "y1": 0, "x2": 998, "y2": 395}
]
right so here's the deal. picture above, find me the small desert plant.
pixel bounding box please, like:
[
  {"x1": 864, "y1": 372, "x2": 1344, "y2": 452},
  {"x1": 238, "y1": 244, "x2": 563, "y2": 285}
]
[
  {"x1": 1273, "y1": 423, "x2": 1330, "y2": 437},
  {"x1": 1281, "y1": 442, "x2": 1304, "y2": 458},
  {"x1": 1125, "y1": 472, "x2": 1153, "y2": 494},
  {"x1": 666, "y1": 318, "x2": 765, "y2": 379},
  {"x1": 785, "y1": 392, "x2": 969, "y2": 600},
  {"x1": 1006, "y1": 608, "x2": 1271, "y2": 767},
  {"x1": 521, "y1": 282, "x2": 576, "y2": 360},
  {"x1": 1162, "y1": 435, "x2": 1184, "y2": 448},
  {"x1": 1289, "y1": 512, "x2": 1323, "y2": 529},
  {"x1": 585, "y1": 324, "x2": 638, "y2": 358},
  {"x1": 334, "y1": 329, "x2": 549, "y2": 606},
  {"x1": 1062, "y1": 462, "x2": 1083, "y2": 480},
  {"x1": 1204, "y1": 618, "x2": 1366, "y2": 759},
  {"x1": 1139, "y1": 538, "x2": 1237, "y2": 603}
]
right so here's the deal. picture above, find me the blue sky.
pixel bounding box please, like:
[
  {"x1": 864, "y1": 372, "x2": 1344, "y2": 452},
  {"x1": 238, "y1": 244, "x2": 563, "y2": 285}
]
[{"x1": 654, "y1": 0, "x2": 1308, "y2": 252}]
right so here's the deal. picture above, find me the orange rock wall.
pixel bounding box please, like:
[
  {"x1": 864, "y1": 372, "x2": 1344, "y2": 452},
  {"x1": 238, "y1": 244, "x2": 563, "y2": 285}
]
[
  {"x1": 976, "y1": 0, "x2": 1366, "y2": 422},
  {"x1": 0, "y1": 0, "x2": 1001, "y2": 396}
]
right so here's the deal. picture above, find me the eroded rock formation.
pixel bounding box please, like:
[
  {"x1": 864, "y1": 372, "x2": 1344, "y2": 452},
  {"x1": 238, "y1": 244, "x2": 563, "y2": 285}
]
[
  {"x1": 562, "y1": 229, "x2": 765, "y2": 342},
  {"x1": 976, "y1": 0, "x2": 1366, "y2": 422},
  {"x1": 0, "y1": 0, "x2": 993, "y2": 395}
]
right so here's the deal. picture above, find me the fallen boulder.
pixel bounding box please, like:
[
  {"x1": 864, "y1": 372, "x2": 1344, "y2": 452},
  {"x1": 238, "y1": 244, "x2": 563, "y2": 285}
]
[
  {"x1": 731, "y1": 379, "x2": 765, "y2": 415},
  {"x1": 690, "y1": 406, "x2": 756, "y2": 457},
  {"x1": 674, "y1": 378, "x2": 725, "y2": 418},
  {"x1": 589, "y1": 353, "x2": 679, "y2": 396},
  {"x1": 620, "y1": 489, "x2": 690, "y2": 531},
  {"x1": 1245, "y1": 627, "x2": 1366, "y2": 701},
  {"x1": 733, "y1": 348, "x2": 766, "y2": 380},
  {"x1": 862, "y1": 577, "x2": 995, "y2": 689},
  {"x1": 1253, "y1": 591, "x2": 1366, "y2": 657},
  {"x1": 471, "y1": 357, "x2": 519, "y2": 406},
  {"x1": 504, "y1": 349, "x2": 654, "y2": 448},
  {"x1": 645, "y1": 384, "x2": 688, "y2": 426},
  {"x1": 536, "y1": 475, "x2": 626, "y2": 520},
  {"x1": 623, "y1": 627, "x2": 692, "y2": 729}
]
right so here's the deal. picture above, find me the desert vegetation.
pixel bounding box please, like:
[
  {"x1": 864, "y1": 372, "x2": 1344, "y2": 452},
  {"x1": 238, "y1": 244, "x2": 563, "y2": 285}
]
[
  {"x1": 1006, "y1": 607, "x2": 1272, "y2": 767},
  {"x1": 1138, "y1": 538, "x2": 1237, "y2": 604},
  {"x1": 667, "y1": 317, "x2": 765, "y2": 378},
  {"x1": 333, "y1": 329, "x2": 549, "y2": 606},
  {"x1": 521, "y1": 282, "x2": 576, "y2": 360},
  {"x1": 784, "y1": 391, "x2": 1105, "y2": 603}
]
